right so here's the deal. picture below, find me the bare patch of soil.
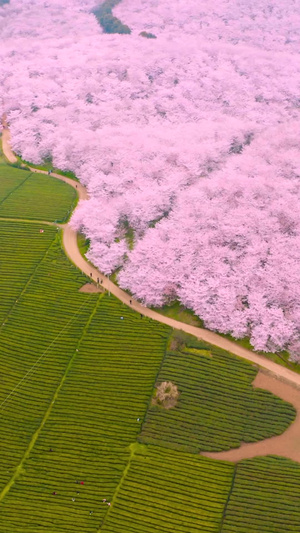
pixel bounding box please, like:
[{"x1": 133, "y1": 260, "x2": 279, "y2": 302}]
[
  {"x1": 202, "y1": 371, "x2": 300, "y2": 462},
  {"x1": 79, "y1": 283, "x2": 103, "y2": 293},
  {"x1": 152, "y1": 381, "x2": 179, "y2": 409}
]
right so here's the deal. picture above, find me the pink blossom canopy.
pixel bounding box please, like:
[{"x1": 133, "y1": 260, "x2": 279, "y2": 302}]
[{"x1": 1, "y1": 0, "x2": 300, "y2": 355}]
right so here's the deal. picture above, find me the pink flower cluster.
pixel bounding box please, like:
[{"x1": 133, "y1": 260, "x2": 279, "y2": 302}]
[{"x1": 1, "y1": 0, "x2": 300, "y2": 356}]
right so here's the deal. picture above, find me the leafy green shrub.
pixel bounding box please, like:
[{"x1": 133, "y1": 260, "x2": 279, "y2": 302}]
[
  {"x1": 93, "y1": 1, "x2": 131, "y2": 34},
  {"x1": 139, "y1": 31, "x2": 157, "y2": 39},
  {"x1": 8, "y1": 162, "x2": 30, "y2": 171}
]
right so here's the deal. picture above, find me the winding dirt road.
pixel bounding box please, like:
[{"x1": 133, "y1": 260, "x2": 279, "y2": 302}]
[
  {"x1": 1, "y1": 123, "x2": 17, "y2": 164},
  {"x1": 2, "y1": 123, "x2": 300, "y2": 461}
]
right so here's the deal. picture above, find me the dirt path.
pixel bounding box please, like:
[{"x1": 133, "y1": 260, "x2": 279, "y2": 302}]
[
  {"x1": 2, "y1": 122, "x2": 300, "y2": 389},
  {"x1": 61, "y1": 224, "x2": 300, "y2": 386},
  {"x1": 3, "y1": 122, "x2": 300, "y2": 461},
  {"x1": 1, "y1": 119, "x2": 17, "y2": 164},
  {"x1": 202, "y1": 371, "x2": 300, "y2": 462},
  {"x1": 1, "y1": 116, "x2": 88, "y2": 201}
]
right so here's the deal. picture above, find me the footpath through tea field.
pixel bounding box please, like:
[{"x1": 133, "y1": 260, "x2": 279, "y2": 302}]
[{"x1": 0, "y1": 152, "x2": 300, "y2": 532}]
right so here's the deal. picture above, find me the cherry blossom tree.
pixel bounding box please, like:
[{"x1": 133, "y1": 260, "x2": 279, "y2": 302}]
[{"x1": 1, "y1": 0, "x2": 300, "y2": 357}]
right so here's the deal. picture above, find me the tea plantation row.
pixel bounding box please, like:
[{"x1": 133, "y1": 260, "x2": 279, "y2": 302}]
[
  {"x1": 101, "y1": 444, "x2": 234, "y2": 533},
  {"x1": 0, "y1": 245, "x2": 170, "y2": 529},
  {"x1": 99, "y1": 450, "x2": 300, "y2": 533},
  {"x1": 1, "y1": 161, "x2": 300, "y2": 532},
  {"x1": 139, "y1": 342, "x2": 296, "y2": 453},
  {"x1": 222, "y1": 456, "x2": 300, "y2": 532},
  {"x1": 0, "y1": 225, "x2": 98, "y2": 496},
  {"x1": 0, "y1": 221, "x2": 56, "y2": 323},
  {"x1": 0, "y1": 164, "x2": 76, "y2": 222}
]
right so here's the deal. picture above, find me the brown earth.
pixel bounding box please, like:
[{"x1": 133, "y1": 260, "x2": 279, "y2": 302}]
[
  {"x1": 79, "y1": 283, "x2": 104, "y2": 293},
  {"x1": 1, "y1": 120, "x2": 17, "y2": 164}
]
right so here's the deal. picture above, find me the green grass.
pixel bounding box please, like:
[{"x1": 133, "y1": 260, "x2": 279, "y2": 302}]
[
  {"x1": 14, "y1": 153, "x2": 79, "y2": 182},
  {"x1": 100, "y1": 444, "x2": 235, "y2": 533},
  {"x1": 77, "y1": 232, "x2": 91, "y2": 257},
  {"x1": 153, "y1": 300, "x2": 204, "y2": 327},
  {"x1": 222, "y1": 456, "x2": 300, "y2": 532},
  {"x1": 125, "y1": 226, "x2": 135, "y2": 251},
  {"x1": 139, "y1": 334, "x2": 296, "y2": 453},
  {"x1": 218, "y1": 332, "x2": 300, "y2": 374}
]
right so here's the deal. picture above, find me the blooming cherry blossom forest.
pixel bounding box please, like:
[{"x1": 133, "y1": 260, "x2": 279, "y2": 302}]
[{"x1": 1, "y1": 0, "x2": 300, "y2": 356}]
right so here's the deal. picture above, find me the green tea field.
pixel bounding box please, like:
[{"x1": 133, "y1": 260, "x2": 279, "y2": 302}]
[
  {"x1": 0, "y1": 221, "x2": 56, "y2": 323},
  {"x1": 100, "y1": 445, "x2": 234, "y2": 533},
  {"x1": 0, "y1": 157, "x2": 300, "y2": 532},
  {"x1": 0, "y1": 165, "x2": 76, "y2": 222},
  {"x1": 139, "y1": 337, "x2": 296, "y2": 453},
  {"x1": 222, "y1": 456, "x2": 300, "y2": 532}
]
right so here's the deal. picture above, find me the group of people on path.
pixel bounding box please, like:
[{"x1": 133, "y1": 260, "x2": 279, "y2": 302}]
[{"x1": 89, "y1": 272, "x2": 143, "y2": 315}]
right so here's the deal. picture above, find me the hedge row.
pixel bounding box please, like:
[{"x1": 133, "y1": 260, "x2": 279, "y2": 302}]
[{"x1": 93, "y1": 0, "x2": 131, "y2": 34}]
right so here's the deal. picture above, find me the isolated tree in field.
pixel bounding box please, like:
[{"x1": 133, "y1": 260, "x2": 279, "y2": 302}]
[{"x1": 153, "y1": 381, "x2": 179, "y2": 408}]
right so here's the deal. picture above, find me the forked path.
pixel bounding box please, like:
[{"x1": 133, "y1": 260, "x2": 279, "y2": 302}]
[{"x1": 3, "y1": 124, "x2": 300, "y2": 462}]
